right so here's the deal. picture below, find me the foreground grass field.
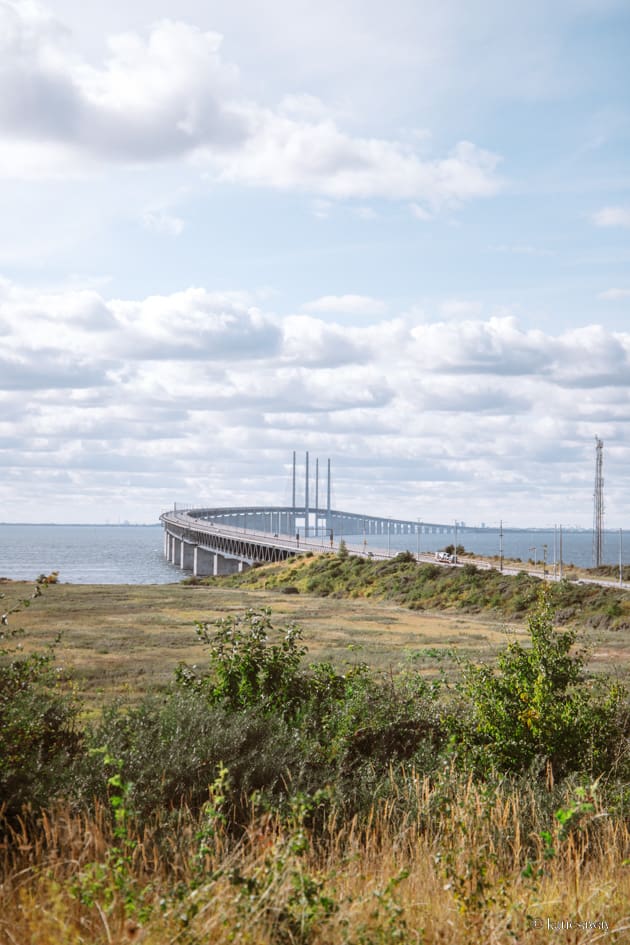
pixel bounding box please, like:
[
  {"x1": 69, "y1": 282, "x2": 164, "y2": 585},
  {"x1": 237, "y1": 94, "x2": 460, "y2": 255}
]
[
  {"x1": 2, "y1": 565, "x2": 629, "y2": 943},
  {"x1": 3, "y1": 770, "x2": 628, "y2": 944}
]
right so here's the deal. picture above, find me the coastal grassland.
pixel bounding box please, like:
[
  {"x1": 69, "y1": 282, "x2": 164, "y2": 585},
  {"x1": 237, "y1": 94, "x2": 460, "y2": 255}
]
[
  {"x1": 7, "y1": 562, "x2": 630, "y2": 708},
  {"x1": 1, "y1": 580, "x2": 629, "y2": 944},
  {"x1": 5, "y1": 579, "x2": 513, "y2": 706}
]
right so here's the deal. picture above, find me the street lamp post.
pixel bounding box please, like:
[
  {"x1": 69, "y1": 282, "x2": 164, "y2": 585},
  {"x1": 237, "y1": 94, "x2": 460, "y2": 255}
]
[{"x1": 528, "y1": 546, "x2": 537, "y2": 567}]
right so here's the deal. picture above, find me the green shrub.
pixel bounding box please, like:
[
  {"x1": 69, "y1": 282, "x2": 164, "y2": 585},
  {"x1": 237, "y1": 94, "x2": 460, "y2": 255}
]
[
  {"x1": 79, "y1": 693, "x2": 309, "y2": 821},
  {"x1": 0, "y1": 579, "x2": 82, "y2": 821},
  {"x1": 177, "y1": 608, "x2": 308, "y2": 721},
  {"x1": 456, "y1": 589, "x2": 625, "y2": 778},
  {"x1": 337, "y1": 539, "x2": 349, "y2": 560}
]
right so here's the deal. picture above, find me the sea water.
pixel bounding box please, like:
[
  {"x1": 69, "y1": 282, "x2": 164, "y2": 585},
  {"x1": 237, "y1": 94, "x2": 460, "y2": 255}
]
[{"x1": 0, "y1": 524, "x2": 179, "y2": 584}]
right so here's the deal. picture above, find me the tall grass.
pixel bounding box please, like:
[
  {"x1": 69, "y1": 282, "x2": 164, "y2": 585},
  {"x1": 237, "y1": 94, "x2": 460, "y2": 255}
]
[
  {"x1": 2, "y1": 585, "x2": 628, "y2": 943},
  {"x1": 2, "y1": 769, "x2": 628, "y2": 944}
]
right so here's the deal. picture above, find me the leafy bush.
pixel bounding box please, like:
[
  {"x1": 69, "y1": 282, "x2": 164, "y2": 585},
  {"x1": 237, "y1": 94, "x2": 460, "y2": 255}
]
[
  {"x1": 79, "y1": 692, "x2": 309, "y2": 820},
  {"x1": 168, "y1": 608, "x2": 447, "y2": 815},
  {"x1": 0, "y1": 579, "x2": 81, "y2": 821},
  {"x1": 337, "y1": 539, "x2": 349, "y2": 559},
  {"x1": 177, "y1": 608, "x2": 309, "y2": 720},
  {"x1": 455, "y1": 590, "x2": 625, "y2": 778}
]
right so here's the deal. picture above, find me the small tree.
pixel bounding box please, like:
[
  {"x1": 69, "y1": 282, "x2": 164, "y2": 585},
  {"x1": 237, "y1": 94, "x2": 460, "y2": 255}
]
[
  {"x1": 459, "y1": 589, "x2": 623, "y2": 777},
  {"x1": 337, "y1": 539, "x2": 349, "y2": 560},
  {"x1": 177, "y1": 608, "x2": 308, "y2": 720}
]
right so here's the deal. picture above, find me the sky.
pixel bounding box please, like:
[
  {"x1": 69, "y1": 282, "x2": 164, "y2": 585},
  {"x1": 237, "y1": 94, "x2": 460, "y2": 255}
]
[{"x1": 1, "y1": 0, "x2": 630, "y2": 527}]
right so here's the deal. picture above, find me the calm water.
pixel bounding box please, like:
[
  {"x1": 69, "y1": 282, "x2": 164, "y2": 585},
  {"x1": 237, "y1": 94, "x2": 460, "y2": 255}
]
[
  {"x1": 0, "y1": 523, "x2": 625, "y2": 584},
  {"x1": 0, "y1": 524, "x2": 179, "y2": 584}
]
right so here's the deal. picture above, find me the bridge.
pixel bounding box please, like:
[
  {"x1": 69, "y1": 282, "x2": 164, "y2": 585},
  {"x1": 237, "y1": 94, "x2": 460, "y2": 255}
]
[
  {"x1": 160, "y1": 505, "x2": 630, "y2": 592},
  {"x1": 160, "y1": 505, "x2": 459, "y2": 576}
]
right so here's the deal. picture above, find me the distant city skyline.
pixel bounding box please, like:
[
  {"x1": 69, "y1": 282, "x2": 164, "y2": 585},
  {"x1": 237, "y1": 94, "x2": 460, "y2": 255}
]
[{"x1": 1, "y1": 0, "x2": 629, "y2": 526}]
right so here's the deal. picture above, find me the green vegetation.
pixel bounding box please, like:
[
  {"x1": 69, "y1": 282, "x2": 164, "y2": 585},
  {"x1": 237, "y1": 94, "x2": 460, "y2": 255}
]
[
  {"x1": 0, "y1": 576, "x2": 82, "y2": 820},
  {"x1": 457, "y1": 592, "x2": 625, "y2": 777},
  {"x1": 227, "y1": 549, "x2": 630, "y2": 629},
  {"x1": 1, "y1": 573, "x2": 629, "y2": 942}
]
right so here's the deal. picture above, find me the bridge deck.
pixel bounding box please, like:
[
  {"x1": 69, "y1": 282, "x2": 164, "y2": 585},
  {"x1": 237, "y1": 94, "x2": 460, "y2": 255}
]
[{"x1": 160, "y1": 507, "x2": 628, "y2": 590}]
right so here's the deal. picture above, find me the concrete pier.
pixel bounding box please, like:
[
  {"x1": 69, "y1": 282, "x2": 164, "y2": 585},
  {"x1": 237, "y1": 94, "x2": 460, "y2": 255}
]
[
  {"x1": 180, "y1": 540, "x2": 195, "y2": 570},
  {"x1": 193, "y1": 546, "x2": 214, "y2": 576}
]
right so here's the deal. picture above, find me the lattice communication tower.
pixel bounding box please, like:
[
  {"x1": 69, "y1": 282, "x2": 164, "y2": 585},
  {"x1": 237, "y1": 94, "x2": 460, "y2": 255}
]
[{"x1": 593, "y1": 437, "x2": 604, "y2": 567}]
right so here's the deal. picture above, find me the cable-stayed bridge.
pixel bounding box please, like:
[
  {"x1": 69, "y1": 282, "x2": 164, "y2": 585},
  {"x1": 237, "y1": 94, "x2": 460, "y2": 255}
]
[
  {"x1": 159, "y1": 454, "x2": 608, "y2": 580},
  {"x1": 160, "y1": 505, "x2": 463, "y2": 576}
]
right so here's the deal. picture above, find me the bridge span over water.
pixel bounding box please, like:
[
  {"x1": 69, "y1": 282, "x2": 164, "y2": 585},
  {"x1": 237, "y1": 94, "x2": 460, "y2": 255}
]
[
  {"x1": 160, "y1": 506, "x2": 629, "y2": 590},
  {"x1": 160, "y1": 505, "x2": 462, "y2": 576}
]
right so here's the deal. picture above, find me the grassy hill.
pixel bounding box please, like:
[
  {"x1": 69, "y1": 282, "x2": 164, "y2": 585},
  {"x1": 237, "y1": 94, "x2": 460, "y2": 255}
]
[{"x1": 220, "y1": 549, "x2": 630, "y2": 630}]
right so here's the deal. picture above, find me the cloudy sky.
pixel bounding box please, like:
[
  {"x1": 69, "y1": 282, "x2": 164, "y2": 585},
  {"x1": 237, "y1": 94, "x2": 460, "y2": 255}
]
[{"x1": 1, "y1": 0, "x2": 630, "y2": 526}]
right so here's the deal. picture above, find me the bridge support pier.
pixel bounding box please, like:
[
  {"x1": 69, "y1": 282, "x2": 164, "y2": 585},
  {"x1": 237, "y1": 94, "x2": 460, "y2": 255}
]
[
  {"x1": 181, "y1": 541, "x2": 195, "y2": 570},
  {"x1": 168, "y1": 535, "x2": 181, "y2": 565},
  {"x1": 193, "y1": 546, "x2": 214, "y2": 576},
  {"x1": 214, "y1": 554, "x2": 242, "y2": 576}
]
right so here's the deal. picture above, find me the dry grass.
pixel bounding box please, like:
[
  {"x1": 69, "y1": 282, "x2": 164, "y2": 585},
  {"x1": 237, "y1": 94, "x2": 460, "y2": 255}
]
[
  {"x1": 7, "y1": 581, "x2": 510, "y2": 708},
  {"x1": 1, "y1": 770, "x2": 628, "y2": 945},
  {"x1": 7, "y1": 580, "x2": 630, "y2": 711}
]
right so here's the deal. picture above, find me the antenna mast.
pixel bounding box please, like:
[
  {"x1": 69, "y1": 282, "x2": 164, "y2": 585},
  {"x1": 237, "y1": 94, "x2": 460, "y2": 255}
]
[{"x1": 593, "y1": 437, "x2": 604, "y2": 567}]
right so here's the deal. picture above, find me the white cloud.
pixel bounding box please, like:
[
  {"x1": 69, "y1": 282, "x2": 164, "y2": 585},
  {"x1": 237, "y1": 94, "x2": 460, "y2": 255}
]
[
  {"x1": 599, "y1": 288, "x2": 630, "y2": 300},
  {"x1": 302, "y1": 294, "x2": 387, "y2": 316},
  {"x1": 553, "y1": 324, "x2": 630, "y2": 388},
  {"x1": 0, "y1": 352, "x2": 110, "y2": 390},
  {"x1": 592, "y1": 206, "x2": 630, "y2": 227},
  {"x1": 407, "y1": 316, "x2": 551, "y2": 376},
  {"x1": 5, "y1": 283, "x2": 630, "y2": 415},
  {"x1": 0, "y1": 8, "x2": 244, "y2": 163},
  {"x1": 4, "y1": 275, "x2": 630, "y2": 523},
  {"x1": 277, "y1": 93, "x2": 340, "y2": 122},
  {"x1": 216, "y1": 115, "x2": 501, "y2": 205},
  {"x1": 282, "y1": 314, "x2": 367, "y2": 365},
  {"x1": 112, "y1": 289, "x2": 283, "y2": 361},
  {"x1": 141, "y1": 210, "x2": 185, "y2": 236},
  {"x1": 0, "y1": 281, "x2": 281, "y2": 364},
  {"x1": 0, "y1": 6, "x2": 502, "y2": 212}
]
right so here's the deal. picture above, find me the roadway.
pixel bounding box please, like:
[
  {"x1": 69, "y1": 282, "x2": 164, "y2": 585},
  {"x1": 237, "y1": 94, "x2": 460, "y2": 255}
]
[{"x1": 162, "y1": 509, "x2": 629, "y2": 591}]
